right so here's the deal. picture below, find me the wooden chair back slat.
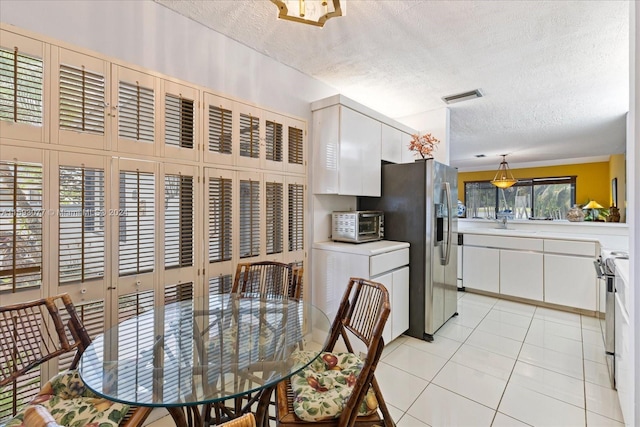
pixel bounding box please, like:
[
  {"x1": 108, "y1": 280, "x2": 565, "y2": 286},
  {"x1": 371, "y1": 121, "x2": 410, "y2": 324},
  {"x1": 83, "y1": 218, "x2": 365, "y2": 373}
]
[{"x1": 232, "y1": 261, "x2": 303, "y2": 300}]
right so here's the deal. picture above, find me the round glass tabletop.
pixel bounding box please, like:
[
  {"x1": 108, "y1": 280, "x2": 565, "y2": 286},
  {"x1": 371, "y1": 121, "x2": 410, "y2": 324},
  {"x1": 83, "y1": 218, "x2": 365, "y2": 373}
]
[{"x1": 78, "y1": 294, "x2": 330, "y2": 407}]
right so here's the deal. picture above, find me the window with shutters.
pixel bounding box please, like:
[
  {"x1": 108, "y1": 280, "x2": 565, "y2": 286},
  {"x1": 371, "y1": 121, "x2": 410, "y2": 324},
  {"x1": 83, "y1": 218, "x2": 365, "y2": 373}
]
[
  {"x1": 266, "y1": 120, "x2": 283, "y2": 162},
  {"x1": 0, "y1": 48, "x2": 43, "y2": 125},
  {"x1": 208, "y1": 105, "x2": 232, "y2": 154},
  {"x1": 266, "y1": 182, "x2": 283, "y2": 255},
  {"x1": 59, "y1": 64, "x2": 105, "y2": 134},
  {"x1": 239, "y1": 180, "x2": 260, "y2": 258},
  {"x1": 165, "y1": 94, "x2": 194, "y2": 149},
  {"x1": 288, "y1": 126, "x2": 304, "y2": 165},
  {"x1": 118, "y1": 81, "x2": 154, "y2": 142},
  {"x1": 239, "y1": 113, "x2": 259, "y2": 158},
  {"x1": 59, "y1": 166, "x2": 105, "y2": 283},
  {"x1": 0, "y1": 161, "x2": 43, "y2": 293},
  {"x1": 119, "y1": 171, "x2": 155, "y2": 276},
  {"x1": 208, "y1": 275, "x2": 233, "y2": 297},
  {"x1": 208, "y1": 177, "x2": 232, "y2": 263},
  {"x1": 164, "y1": 175, "x2": 193, "y2": 269},
  {"x1": 288, "y1": 183, "x2": 304, "y2": 252}
]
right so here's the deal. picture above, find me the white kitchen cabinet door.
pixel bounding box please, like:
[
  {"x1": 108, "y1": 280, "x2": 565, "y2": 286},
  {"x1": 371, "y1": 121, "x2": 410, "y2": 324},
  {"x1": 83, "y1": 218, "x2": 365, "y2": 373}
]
[
  {"x1": 373, "y1": 271, "x2": 394, "y2": 345},
  {"x1": 391, "y1": 266, "x2": 410, "y2": 339},
  {"x1": 381, "y1": 124, "x2": 402, "y2": 163},
  {"x1": 462, "y1": 246, "x2": 499, "y2": 293},
  {"x1": 401, "y1": 132, "x2": 417, "y2": 163},
  {"x1": 339, "y1": 107, "x2": 381, "y2": 196},
  {"x1": 500, "y1": 250, "x2": 543, "y2": 300},
  {"x1": 544, "y1": 254, "x2": 597, "y2": 311}
]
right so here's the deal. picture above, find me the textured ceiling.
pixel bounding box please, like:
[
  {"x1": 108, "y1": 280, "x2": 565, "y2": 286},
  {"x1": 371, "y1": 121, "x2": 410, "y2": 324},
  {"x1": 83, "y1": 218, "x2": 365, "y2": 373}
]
[{"x1": 154, "y1": 0, "x2": 629, "y2": 170}]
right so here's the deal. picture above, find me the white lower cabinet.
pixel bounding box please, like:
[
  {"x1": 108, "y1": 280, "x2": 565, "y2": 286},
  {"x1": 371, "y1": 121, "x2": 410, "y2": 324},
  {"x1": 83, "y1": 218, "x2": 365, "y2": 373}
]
[
  {"x1": 500, "y1": 250, "x2": 543, "y2": 300},
  {"x1": 544, "y1": 254, "x2": 597, "y2": 310},
  {"x1": 372, "y1": 266, "x2": 409, "y2": 344},
  {"x1": 462, "y1": 246, "x2": 499, "y2": 293}
]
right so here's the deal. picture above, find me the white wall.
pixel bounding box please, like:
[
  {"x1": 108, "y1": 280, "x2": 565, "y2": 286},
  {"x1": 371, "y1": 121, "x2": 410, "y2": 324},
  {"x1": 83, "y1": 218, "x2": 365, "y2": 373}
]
[
  {"x1": 630, "y1": 2, "x2": 639, "y2": 425},
  {"x1": 0, "y1": 0, "x2": 338, "y2": 121},
  {"x1": 399, "y1": 107, "x2": 451, "y2": 165}
]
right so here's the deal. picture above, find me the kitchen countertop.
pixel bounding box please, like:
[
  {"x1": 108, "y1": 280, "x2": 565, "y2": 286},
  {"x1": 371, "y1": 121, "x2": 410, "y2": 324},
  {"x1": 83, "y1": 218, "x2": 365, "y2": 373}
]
[
  {"x1": 459, "y1": 227, "x2": 601, "y2": 243},
  {"x1": 312, "y1": 240, "x2": 410, "y2": 255}
]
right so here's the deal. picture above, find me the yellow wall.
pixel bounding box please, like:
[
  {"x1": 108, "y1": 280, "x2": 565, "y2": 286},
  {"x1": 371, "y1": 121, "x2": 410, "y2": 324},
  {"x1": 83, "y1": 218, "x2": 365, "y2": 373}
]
[
  {"x1": 457, "y1": 161, "x2": 610, "y2": 207},
  {"x1": 609, "y1": 154, "x2": 626, "y2": 221}
]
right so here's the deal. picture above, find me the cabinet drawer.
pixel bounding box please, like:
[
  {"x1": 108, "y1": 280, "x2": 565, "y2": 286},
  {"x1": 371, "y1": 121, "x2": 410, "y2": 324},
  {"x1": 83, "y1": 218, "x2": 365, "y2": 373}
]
[
  {"x1": 465, "y1": 234, "x2": 543, "y2": 251},
  {"x1": 370, "y1": 248, "x2": 409, "y2": 276},
  {"x1": 544, "y1": 239, "x2": 596, "y2": 257}
]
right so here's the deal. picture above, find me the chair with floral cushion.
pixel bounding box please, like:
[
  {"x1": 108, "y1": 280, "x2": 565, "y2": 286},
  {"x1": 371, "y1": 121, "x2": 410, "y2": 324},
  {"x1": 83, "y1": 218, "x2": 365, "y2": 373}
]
[
  {"x1": 0, "y1": 294, "x2": 151, "y2": 427},
  {"x1": 275, "y1": 277, "x2": 394, "y2": 427}
]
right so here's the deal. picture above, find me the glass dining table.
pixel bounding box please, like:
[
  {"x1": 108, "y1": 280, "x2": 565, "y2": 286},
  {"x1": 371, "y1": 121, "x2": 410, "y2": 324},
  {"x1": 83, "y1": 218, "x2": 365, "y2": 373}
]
[{"x1": 78, "y1": 293, "x2": 331, "y2": 427}]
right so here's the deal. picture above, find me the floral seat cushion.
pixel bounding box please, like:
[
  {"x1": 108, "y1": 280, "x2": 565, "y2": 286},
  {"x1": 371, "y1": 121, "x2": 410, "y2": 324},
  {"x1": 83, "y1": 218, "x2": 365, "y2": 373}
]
[
  {"x1": 6, "y1": 371, "x2": 130, "y2": 427},
  {"x1": 289, "y1": 350, "x2": 378, "y2": 422}
]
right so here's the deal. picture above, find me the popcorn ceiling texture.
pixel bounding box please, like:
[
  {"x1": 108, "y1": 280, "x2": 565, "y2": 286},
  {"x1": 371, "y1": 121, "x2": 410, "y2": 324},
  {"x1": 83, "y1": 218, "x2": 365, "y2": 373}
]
[{"x1": 155, "y1": 0, "x2": 629, "y2": 170}]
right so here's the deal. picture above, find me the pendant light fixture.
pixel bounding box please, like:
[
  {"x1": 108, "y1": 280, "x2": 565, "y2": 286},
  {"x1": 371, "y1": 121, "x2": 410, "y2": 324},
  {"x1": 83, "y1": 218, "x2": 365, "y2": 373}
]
[
  {"x1": 491, "y1": 154, "x2": 518, "y2": 189},
  {"x1": 271, "y1": 0, "x2": 344, "y2": 27}
]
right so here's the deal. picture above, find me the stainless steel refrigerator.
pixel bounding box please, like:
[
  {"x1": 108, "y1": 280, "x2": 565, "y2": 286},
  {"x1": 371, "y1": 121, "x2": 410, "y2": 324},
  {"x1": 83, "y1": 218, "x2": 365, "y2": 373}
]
[{"x1": 359, "y1": 159, "x2": 458, "y2": 341}]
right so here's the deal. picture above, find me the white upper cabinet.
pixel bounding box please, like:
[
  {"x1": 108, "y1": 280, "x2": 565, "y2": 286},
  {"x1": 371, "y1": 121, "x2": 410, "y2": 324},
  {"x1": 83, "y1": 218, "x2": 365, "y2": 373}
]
[
  {"x1": 381, "y1": 123, "x2": 402, "y2": 164},
  {"x1": 313, "y1": 104, "x2": 381, "y2": 196}
]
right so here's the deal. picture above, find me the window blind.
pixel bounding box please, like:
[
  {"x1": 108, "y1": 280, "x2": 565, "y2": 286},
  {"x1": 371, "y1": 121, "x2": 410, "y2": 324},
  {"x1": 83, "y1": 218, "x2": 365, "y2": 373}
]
[
  {"x1": 0, "y1": 47, "x2": 43, "y2": 125},
  {"x1": 266, "y1": 120, "x2": 283, "y2": 162},
  {"x1": 118, "y1": 171, "x2": 155, "y2": 276},
  {"x1": 208, "y1": 177, "x2": 232, "y2": 263},
  {"x1": 239, "y1": 180, "x2": 260, "y2": 258},
  {"x1": 239, "y1": 113, "x2": 259, "y2": 158},
  {"x1": 208, "y1": 105, "x2": 232, "y2": 154},
  {"x1": 118, "y1": 81, "x2": 154, "y2": 142},
  {"x1": 0, "y1": 161, "x2": 43, "y2": 292},
  {"x1": 59, "y1": 166, "x2": 105, "y2": 283},
  {"x1": 59, "y1": 64, "x2": 105, "y2": 134},
  {"x1": 266, "y1": 182, "x2": 283, "y2": 255},
  {"x1": 288, "y1": 183, "x2": 304, "y2": 252},
  {"x1": 165, "y1": 94, "x2": 194, "y2": 149},
  {"x1": 288, "y1": 126, "x2": 304, "y2": 165},
  {"x1": 164, "y1": 175, "x2": 193, "y2": 269}
]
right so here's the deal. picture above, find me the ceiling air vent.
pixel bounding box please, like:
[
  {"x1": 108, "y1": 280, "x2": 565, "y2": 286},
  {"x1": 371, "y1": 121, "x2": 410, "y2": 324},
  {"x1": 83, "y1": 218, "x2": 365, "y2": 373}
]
[{"x1": 442, "y1": 89, "x2": 483, "y2": 104}]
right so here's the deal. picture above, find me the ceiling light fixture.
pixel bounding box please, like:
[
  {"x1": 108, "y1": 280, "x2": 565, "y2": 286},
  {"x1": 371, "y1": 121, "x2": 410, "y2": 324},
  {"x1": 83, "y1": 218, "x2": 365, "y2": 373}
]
[
  {"x1": 271, "y1": 0, "x2": 345, "y2": 27},
  {"x1": 491, "y1": 154, "x2": 518, "y2": 189},
  {"x1": 442, "y1": 89, "x2": 483, "y2": 104}
]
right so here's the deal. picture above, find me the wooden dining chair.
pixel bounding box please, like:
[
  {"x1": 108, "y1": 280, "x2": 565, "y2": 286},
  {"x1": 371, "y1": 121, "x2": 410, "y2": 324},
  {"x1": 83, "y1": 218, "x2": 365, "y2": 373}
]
[
  {"x1": 0, "y1": 294, "x2": 151, "y2": 427},
  {"x1": 218, "y1": 412, "x2": 256, "y2": 427},
  {"x1": 232, "y1": 261, "x2": 303, "y2": 300},
  {"x1": 275, "y1": 278, "x2": 395, "y2": 427}
]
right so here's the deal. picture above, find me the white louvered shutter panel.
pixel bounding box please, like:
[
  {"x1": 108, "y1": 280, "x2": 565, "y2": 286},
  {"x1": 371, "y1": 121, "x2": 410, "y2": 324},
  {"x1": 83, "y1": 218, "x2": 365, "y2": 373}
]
[
  {"x1": 265, "y1": 120, "x2": 283, "y2": 162},
  {"x1": 0, "y1": 47, "x2": 43, "y2": 126},
  {"x1": 287, "y1": 123, "x2": 305, "y2": 174},
  {"x1": 239, "y1": 178, "x2": 260, "y2": 259},
  {"x1": 59, "y1": 166, "x2": 105, "y2": 283},
  {"x1": 59, "y1": 64, "x2": 104, "y2": 135},
  {"x1": 0, "y1": 160, "x2": 43, "y2": 293},
  {"x1": 118, "y1": 81, "x2": 154, "y2": 142},
  {"x1": 208, "y1": 274, "x2": 233, "y2": 296},
  {"x1": 164, "y1": 174, "x2": 194, "y2": 269},
  {"x1": 165, "y1": 94, "x2": 194, "y2": 149},
  {"x1": 265, "y1": 180, "x2": 283, "y2": 255},
  {"x1": 204, "y1": 93, "x2": 234, "y2": 165},
  {"x1": 288, "y1": 182, "x2": 304, "y2": 253},
  {"x1": 239, "y1": 113, "x2": 260, "y2": 159},
  {"x1": 209, "y1": 105, "x2": 232, "y2": 154},
  {"x1": 208, "y1": 176, "x2": 232, "y2": 263},
  {"x1": 118, "y1": 170, "x2": 155, "y2": 276}
]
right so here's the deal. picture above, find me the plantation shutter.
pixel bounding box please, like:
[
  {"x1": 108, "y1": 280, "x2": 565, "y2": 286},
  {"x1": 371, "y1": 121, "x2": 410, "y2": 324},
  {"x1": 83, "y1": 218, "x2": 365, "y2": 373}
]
[
  {"x1": 0, "y1": 160, "x2": 43, "y2": 292},
  {"x1": 288, "y1": 126, "x2": 304, "y2": 165},
  {"x1": 208, "y1": 275, "x2": 233, "y2": 296},
  {"x1": 239, "y1": 113, "x2": 259, "y2": 158},
  {"x1": 165, "y1": 94, "x2": 194, "y2": 149},
  {"x1": 118, "y1": 81, "x2": 155, "y2": 142},
  {"x1": 118, "y1": 171, "x2": 155, "y2": 276},
  {"x1": 164, "y1": 175, "x2": 194, "y2": 269},
  {"x1": 0, "y1": 47, "x2": 43, "y2": 125},
  {"x1": 288, "y1": 183, "x2": 304, "y2": 252},
  {"x1": 59, "y1": 64, "x2": 105, "y2": 134},
  {"x1": 208, "y1": 177, "x2": 232, "y2": 263},
  {"x1": 208, "y1": 105, "x2": 232, "y2": 154},
  {"x1": 266, "y1": 120, "x2": 283, "y2": 162},
  {"x1": 59, "y1": 166, "x2": 105, "y2": 283},
  {"x1": 239, "y1": 179, "x2": 260, "y2": 258},
  {"x1": 266, "y1": 182, "x2": 283, "y2": 255}
]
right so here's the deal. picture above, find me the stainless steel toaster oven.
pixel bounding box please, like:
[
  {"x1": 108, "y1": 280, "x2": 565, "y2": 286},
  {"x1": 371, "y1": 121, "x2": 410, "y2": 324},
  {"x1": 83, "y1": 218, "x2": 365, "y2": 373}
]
[{"x1": 331, "y1": 211, "x2": 384, "y2": 243}]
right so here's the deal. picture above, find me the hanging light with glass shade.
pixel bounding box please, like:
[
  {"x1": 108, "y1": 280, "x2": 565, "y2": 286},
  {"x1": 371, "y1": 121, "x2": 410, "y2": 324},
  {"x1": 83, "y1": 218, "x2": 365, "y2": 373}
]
[
  {"x1": 270, "y1": 0, "x2": 345, "y2": 27},
  {"x1": 490, "y1": 154, "x2": 518, "y2": 189}
]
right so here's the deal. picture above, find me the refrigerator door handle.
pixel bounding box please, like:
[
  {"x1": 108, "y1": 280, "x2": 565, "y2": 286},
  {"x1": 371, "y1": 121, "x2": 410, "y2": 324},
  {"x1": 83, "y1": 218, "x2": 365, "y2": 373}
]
[{"x1": 443, "y1": 182, "x2": 452, "y2": 266}]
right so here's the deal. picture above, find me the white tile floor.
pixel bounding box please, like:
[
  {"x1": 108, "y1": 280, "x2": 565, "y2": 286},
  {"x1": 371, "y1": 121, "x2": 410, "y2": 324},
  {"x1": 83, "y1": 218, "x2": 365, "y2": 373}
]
[{"x1": 146, "y1": 292, "x2": 625, "y2": 427}]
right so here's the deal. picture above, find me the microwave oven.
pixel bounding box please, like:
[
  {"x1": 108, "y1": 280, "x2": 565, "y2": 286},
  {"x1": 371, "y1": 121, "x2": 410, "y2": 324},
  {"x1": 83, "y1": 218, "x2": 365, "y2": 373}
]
[{"x1": 332, "y1": 211, "x2": 384, "y2": 243}]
